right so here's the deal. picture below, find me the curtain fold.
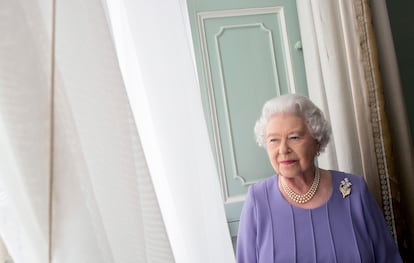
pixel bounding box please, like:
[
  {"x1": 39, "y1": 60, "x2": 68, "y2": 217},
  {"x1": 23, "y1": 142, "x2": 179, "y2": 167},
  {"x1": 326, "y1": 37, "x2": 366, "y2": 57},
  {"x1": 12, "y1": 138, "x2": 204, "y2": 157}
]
[
  {"x1": 0, "y1": 0, "x2": 175, "y2": 262},
  {"x1": 357, "y1": 0, "x2": 414, "y2": 256},
  {"x1": 53, "y1": 0, "x2": 175, "y2": 261},
  {"x1": 104, "y1": 0, "x2": 236, "y2": 262},
  {"x1": 0, "y1": 1, "x2": 51, "y2": 262},
  {"x1": 0, "y1": 0, "x2": 236, "y2": 262}
]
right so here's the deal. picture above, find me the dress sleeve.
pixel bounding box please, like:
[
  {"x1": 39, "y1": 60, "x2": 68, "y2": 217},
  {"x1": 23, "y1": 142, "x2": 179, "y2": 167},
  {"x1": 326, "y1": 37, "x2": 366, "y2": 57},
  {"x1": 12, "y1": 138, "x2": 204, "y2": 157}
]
[
  {"x1": 360, "y1": 177, "x2": 403, "y2": 262},
  {"x1": 236, "y1": 186, "x2": 257, "y2": 263}
]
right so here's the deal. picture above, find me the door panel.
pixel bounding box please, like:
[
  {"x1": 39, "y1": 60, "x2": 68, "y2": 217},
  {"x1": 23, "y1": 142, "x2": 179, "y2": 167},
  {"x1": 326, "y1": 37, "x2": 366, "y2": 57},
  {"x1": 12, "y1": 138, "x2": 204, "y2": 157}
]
[{"x1": 187, "y1": 0, "x2": 307, "y2": 245}]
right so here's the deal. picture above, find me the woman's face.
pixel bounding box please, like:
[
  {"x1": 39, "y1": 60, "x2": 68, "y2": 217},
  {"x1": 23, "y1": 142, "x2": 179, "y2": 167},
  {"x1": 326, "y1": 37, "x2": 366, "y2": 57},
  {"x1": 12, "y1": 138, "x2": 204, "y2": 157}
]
[{"x1": 265, "y1": 113, "x2": 319, "y2": 178}]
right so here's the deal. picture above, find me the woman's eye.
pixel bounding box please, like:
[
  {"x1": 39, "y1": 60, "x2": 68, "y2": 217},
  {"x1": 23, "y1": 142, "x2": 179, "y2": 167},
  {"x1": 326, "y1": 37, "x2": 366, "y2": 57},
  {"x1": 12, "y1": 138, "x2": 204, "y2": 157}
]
[
  {"x1": 269, "y1": 138, "x2": 279, "y2": 143},
  {"x1": 289, "y1": 136, "x2": 300, "y2": 140}
]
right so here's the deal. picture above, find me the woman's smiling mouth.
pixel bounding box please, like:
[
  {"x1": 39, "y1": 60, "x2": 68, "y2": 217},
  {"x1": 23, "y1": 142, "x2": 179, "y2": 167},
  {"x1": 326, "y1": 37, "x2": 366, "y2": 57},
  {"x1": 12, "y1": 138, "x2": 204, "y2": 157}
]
[{"x1": 280, "y1": 160, "x2": 297, "y2": 165}]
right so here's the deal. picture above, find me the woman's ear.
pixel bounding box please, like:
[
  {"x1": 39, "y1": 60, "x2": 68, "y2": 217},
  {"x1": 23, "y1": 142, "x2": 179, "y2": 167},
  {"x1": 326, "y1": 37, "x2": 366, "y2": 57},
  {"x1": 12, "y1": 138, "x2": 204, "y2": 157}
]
[{"x1": 316, "y1": 142, "x2": 321, "y2": 156}]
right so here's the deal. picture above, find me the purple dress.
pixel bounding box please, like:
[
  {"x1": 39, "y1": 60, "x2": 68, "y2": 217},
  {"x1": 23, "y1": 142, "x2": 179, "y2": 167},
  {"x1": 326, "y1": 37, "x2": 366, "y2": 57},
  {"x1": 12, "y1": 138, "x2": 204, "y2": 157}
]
[{"x1": 236, "y1": 170, "x2": 402, "y2": 263}]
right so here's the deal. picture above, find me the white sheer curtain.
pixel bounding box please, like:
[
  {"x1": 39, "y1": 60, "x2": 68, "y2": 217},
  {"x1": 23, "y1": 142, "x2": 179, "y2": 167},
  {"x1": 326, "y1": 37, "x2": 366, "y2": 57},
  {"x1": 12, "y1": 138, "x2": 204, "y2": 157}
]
[
  {"x1": 0, "y1": 0, "x2": 51, "y2": 262},
  {"x1": 103, "y1": 0, "x2": 235, "y2": 262},
  {"x1": 0, "y1": 0, "x2": 235, "y2": 262},
  {"x1": 52, "y1": 0, "x2": 175, "y2": 261},
  {"x1": 1, "y1": 0, "x2": 175, "y2": 261}
]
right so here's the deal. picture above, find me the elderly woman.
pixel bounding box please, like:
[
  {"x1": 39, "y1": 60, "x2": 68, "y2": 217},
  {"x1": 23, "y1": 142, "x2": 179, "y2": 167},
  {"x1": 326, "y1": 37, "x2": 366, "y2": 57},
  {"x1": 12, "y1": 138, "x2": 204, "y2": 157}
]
[{"x1": 236, "y1": 94, "x2": 402, "y2": 262}]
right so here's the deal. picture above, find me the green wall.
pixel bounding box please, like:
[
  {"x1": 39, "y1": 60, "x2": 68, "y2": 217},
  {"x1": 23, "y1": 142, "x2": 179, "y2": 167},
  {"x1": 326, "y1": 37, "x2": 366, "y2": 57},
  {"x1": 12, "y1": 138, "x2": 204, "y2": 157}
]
[{"x1": 386, "y1": 1, "x2": 414, "y2": 141}]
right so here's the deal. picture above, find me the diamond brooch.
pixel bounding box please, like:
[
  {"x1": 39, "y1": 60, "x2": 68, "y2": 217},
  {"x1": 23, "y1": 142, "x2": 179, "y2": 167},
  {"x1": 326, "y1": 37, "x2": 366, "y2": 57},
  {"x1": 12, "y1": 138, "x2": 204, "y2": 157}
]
[{"x1": 339, "y1": 178, "x2": 352, "y2": 198}]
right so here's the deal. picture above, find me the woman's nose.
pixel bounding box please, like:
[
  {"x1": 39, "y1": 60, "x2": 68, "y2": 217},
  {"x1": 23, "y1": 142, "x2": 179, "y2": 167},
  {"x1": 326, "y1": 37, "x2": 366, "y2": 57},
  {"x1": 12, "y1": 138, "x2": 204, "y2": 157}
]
[{"x1": 279, "y1": 139, "x2": 290, "y2": 154}]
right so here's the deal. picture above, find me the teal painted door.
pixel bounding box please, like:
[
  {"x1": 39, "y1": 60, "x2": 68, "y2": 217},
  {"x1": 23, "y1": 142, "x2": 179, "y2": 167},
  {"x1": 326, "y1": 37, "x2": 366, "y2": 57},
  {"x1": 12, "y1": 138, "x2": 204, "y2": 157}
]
[{"x1": 187, "y1": 0, "x2": 307, "y2": 246}]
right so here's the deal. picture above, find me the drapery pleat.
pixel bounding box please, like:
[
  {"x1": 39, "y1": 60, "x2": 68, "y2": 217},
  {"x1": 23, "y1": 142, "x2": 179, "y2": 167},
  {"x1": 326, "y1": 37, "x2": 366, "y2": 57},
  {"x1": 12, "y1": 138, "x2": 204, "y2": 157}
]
[
  {"x1": 52, "y1": 0, "x2": 174, "y2": 259},
  {"x1": 0, "y1": 0, "x2": 237, "y2": 261},
  {"x1": 0, "y1": 0, "x2": 51, "y2": 262},
  {"x1": 103, "y1": 0, "x2": 236, "y2": 262},
  {"x1": 354, "y1": 0, "x2": 414, "y2": 256},
  {"x1": 353, "y1": 0, "x2": 397, "y2": 240},
  {"x1": 0, "y1": 0, "x2": 174, "y2": 262}
]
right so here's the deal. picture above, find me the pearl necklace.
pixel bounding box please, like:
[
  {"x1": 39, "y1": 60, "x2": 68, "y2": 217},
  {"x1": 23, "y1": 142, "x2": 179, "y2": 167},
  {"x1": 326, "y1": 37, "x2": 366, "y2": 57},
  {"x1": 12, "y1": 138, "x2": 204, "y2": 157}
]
[{"x1": 280, "y1": 168, "x2": 320, "y2": 204}]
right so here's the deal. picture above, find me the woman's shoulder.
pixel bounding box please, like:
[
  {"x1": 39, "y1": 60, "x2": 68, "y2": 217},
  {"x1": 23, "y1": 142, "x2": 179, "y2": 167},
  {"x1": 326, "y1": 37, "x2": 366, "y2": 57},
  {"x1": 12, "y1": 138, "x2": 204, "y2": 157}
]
[
  {"x1": 249, "y1": 175, "x2": 277, "y2": 192},
  {"x1": 244, "y1": 175, "x2": 279, "y2": 212},
  {"x1": 246, "y1": 175, "x2": 278, "y2": 201}
]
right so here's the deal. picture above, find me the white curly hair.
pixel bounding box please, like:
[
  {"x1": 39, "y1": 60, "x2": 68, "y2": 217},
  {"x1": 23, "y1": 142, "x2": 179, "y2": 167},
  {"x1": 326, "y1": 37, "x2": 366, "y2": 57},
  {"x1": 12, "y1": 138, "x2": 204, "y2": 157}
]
[{"x1": 254, "y1": 93, "x2": 331, "y2": 151}]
